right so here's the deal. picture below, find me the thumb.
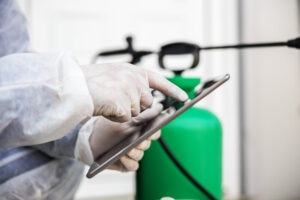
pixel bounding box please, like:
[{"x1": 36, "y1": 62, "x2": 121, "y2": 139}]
[{"x1": 130, "y1": 103, "x2": 163, "y2": 125}]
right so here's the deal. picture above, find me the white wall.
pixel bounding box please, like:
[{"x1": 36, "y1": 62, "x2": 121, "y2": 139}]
[
  {"x1": 241, "y1": 0, "x2": 300, "y2": 199},
  {"x1": 18, "y1": 0, "x2": 241, "y2": 199}
]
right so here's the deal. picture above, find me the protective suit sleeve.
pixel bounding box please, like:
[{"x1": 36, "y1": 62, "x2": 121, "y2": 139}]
[
  {"x1": 74, "y1": 118, "x2": 97, "y2": 165},
  {"x1": 33, "y1": 119, "x2": 95, "y2": 166},
  {"x1": 0, "y1": 52, "x2": 94, "y2": 148},
  {"x1": 33, "y1": 124, "x2": 82, "y2": 159}
]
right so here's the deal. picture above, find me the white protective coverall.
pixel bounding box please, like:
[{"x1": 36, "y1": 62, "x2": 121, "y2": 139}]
[{"x1": 0, "y1": 0, "x2": 97, "y2": 199}]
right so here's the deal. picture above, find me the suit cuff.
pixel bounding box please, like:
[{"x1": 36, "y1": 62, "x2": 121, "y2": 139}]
[{"x1": 74, "y1": 118, "x2": 97, "y2": 165}]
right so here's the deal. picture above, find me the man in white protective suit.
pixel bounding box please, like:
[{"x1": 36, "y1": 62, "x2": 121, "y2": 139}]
[{"x1": 0, "y1": 0, "x2": 188, "y2": 199}]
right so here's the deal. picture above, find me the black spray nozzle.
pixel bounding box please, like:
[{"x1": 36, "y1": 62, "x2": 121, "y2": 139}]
[{"x1": 287, "y1": 37, "x2": 300, "y2": 49}]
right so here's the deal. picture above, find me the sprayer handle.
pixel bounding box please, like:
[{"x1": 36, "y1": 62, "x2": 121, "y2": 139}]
[
  {"x1": 158, "y1": 42, "x2": 201, "y2": 75},
  {"x1": 287, "y1": 37, "x2": 300, "y2": 49}
]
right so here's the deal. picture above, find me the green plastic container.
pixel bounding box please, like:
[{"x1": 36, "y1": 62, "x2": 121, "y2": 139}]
[{"x1": 136, "y1": 76, "x2": 222, "y2": 200}]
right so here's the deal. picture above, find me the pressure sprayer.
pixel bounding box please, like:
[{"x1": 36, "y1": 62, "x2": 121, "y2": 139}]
[{"x1": 93, "y1": 36, "x2": 300, "y2": 200}]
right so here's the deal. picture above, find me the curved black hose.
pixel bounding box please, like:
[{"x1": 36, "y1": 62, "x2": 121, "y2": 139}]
[{"x1": 158, "y1": 137, "x2": 218, "y2": 200}]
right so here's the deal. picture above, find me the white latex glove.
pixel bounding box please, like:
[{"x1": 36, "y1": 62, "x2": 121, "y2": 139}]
[
  {"x1": 81, "y1": 63, "x2": 188, "y2": 122},
  {"x1": 89, "y1": 103, "x2": 163, "y2": 172},
  {"x1": 108, "y1": 130, "x2": 161, "y2": 172}
]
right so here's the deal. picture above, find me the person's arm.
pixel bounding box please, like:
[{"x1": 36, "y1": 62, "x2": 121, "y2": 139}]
[
  {"x1": 0, "y1": 52, "x2": 94, "y2": 148},
  {"x1": 1, "y1": 0, "x2": 189, "y2": 151},
  {"x1": 0, "y1": 1, "x2": 93, "y2": 148}
]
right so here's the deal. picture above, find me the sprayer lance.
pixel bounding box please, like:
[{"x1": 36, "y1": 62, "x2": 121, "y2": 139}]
[{"x1": 200, "y1": 37, "x2": 300, "y2": 50}]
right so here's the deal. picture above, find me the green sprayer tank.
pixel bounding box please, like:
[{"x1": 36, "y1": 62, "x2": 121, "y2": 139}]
[{"x1": 136, "y1": 75, "x2": 222, "y2": 200}]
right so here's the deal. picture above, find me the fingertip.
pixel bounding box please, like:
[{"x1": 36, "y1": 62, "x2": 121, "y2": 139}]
[
  {"x1": 128, "y1": 148, "x2": 144, "y2": 161},
  {"x1": 178, "y1": 91, "x2": 189, "y2": 102},
  {"x1": 121, "y1": 156, "x2": 139, "y2": 171},
  {"x1": 134, "y1": 163, "x2": 139, "y2": 171},
  {"x1": 169, "y1": 86, "x2": 188, "y2": 102},
  {"x1": 149, "y1": 130, "x2": 161, "y2": 140},
  {"x1": 147, "y1": 70, "x2": 188, "y2": 102},
  {"x1": 155, "y1": 103, "x2": 163, "y2": 112},
  {"x1": 137, "y1": 140, "x2": 151, "y2": 151},
  {"x1": 140, "y1": 89, "x2": 153, "y2": 110},
  {"x1": 129, "y1": 160, "x2": 139, "y2": 171}
]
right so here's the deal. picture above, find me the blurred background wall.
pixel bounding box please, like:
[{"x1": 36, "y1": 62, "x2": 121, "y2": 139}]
[
  {"x1": 17, "y1": 0, "x2": 300, "y2": 199},
  {"x1": 240, "y1": 0, "x2": 300, "y2": 199}
]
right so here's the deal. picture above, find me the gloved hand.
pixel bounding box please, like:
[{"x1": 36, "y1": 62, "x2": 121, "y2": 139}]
[
  {"x1": 81, "y1": 63, "x2": 188, "y2": 122},
  {"x1": 108, "y1": 130, "x2": 161, "y2": 172},
  {"x1": 89, "y1": 103, "x2": 163, "y2": 172}
]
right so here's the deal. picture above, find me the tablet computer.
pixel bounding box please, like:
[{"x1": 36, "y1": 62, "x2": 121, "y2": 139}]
[{"x1": 87, "y1": 74, "x2": 230, "y2": 178}]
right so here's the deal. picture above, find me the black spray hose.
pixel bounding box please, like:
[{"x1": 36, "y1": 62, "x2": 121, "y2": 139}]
[{"x1": 158, "y1": 137, "x2": 217, "y2": 200}]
